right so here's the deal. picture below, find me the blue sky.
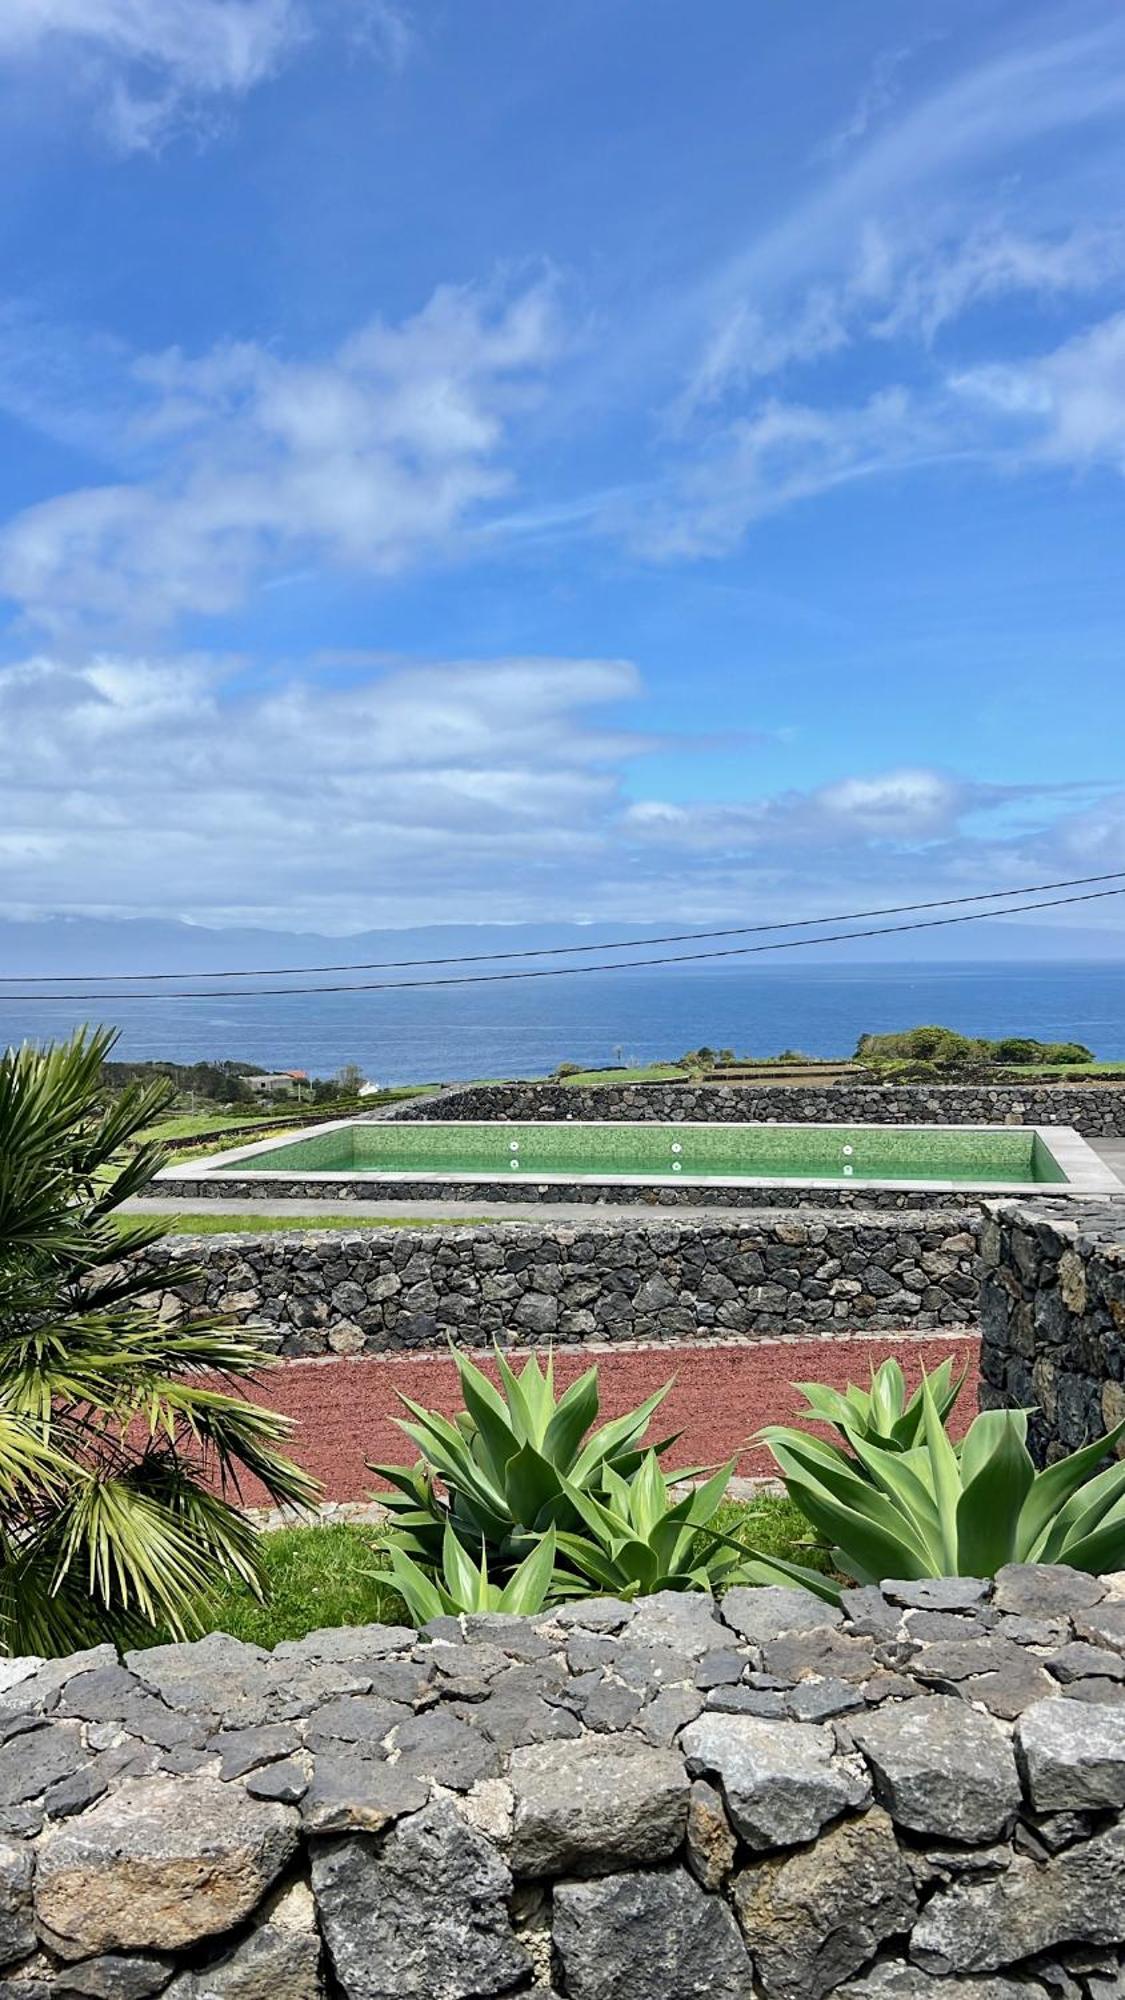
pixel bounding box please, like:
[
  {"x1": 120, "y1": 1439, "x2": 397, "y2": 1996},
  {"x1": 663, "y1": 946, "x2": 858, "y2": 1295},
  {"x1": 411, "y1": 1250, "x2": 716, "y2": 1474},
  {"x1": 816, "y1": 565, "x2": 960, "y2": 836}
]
[{"x1": 1, "y1": 0, "x2": 1125, "y2": 937}]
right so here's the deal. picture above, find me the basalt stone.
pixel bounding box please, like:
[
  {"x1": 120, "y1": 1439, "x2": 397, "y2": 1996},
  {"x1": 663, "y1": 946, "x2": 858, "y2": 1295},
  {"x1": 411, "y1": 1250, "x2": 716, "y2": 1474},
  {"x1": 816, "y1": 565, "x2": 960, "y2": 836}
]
[
  {"x1": 125, "y1": 1634, "x2": 272, "y2": 1718},
  {"x1": 208, "y1": 1723, "x2": 302, "y2": 1780},
  {"x1": 553, "y1": 1865, "x2": 755, "y2": 2000},
  {"x1": 685, "y1": 1777, "x2": 738, "y2": 1891},
  {"x1": 721, "y1": 1586, "x2": 844, "y2": 1645},
  {"x1": 1016, "y1": 1698, "x2": 1125, "y2": 1812},
  {"x1": 49, "y1": 1954, "x2": 176, "y2": 1998},
  {"x1": 549, "y1": 1597, "x2": 633, "y2": 1634},
  {"x1": 509, "y1": 1736, "x2": 689, "y2": 1876},
  {"x1": 851, "y1": 1697, "x2": 1021, "y2": 1842},
  {"x1": 634, "y1": 1685, "x2": 705, "y2": 1745},
  {"x1": 785, "y1": 1678, "x2": 866, "y2": 1724},
  {"x1": 272, "y1": 1622, "x2": 414, "y2": 1663},
  {"x1": 694, "y1": 1648, "x2": 748, "y2": 1690},
  {"x1": 704, "y1": 1686, "x2": 788, "y2": 1718},
  {"x1": 310, "y1": 1797, "x2": 528, "y2": 2000},
  {"x1": 911, "y1": 1823, "x2": 1125, "y2": 1973},
  {"x1": 0, "y1": 1724, "x2": 87, "y2": 1807},
  {"x1": 760, "y1": 1628, "x2": 878, "y2": 1686},
  {"x1": 681, "y1": 1713, "x2": 869, "y2": 1850},
  {"x1": 387, "y1": 1708, "x2": 502, "y2": 1790},
  {"x1": 0, "y1": 1835, "x2": 34, "y2": 1967},
  {"x1": 571, "y1": 1680, "x2": 645, "y2": 1732},
  {"x1": 303, "y1": 1693, "x2": 407, "y2": 1748},
  {"x1": 624, "y1": 1592, "x2": 731, "y2": 1657},
  {"x1": 1051, "y1": 1643, "x2": 1125, "y2": 1684},
  {"x1": 162, "y1": 1879, "x2": 323, "y2": 1998},
  {"x1": 994, "y1": 1565, "x2": 1107, "y2": 1618},
  {"x1": 34, "y1": 1774, "x2": 299, "y2": 1960},
  {"x1": 246, "y1": 1758, "x2": 309, "y2": 1806},
  {"x1": 1075, "y1": 1603, "x2": 1125, "y2": 1653},
  {"x1": 884, "y1": 1579, "x2": 989, "y2": 1612},
  {"x1": 836, "y1": 1963, "x2": 1050, "y2": 1997},
  {"x1": 0, "y1": 1649, "x2": 117, "y2": 1716},
  {"x1": 732, "y1": 1806, "x2": 917, "y2": 2000},
  {"x1": 465, "y1": 1687, "x2": 583, "y2": 1753}
]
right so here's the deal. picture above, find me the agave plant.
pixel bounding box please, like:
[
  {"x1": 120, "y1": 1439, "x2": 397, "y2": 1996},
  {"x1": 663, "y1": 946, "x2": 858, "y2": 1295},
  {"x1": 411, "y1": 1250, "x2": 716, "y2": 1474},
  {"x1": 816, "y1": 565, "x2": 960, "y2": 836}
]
[
  {"x1": 551, "y1": 1450, "x2": 758, "y2": 1598},
  {"x1": 387, "y1": 1523, "x2": 558, "y2": 1625},
  {"x1": 0, "y1": 1027, "x2": 319, "y2": 1655},
  {"x1": 371, "y1": 1346, "x2": 682, "y2": 1573},
  {"x1": 751, "y1": 1376, "x2": 1125, "y2": 1604},
  {"x1": 792, "y1": 1355, "x2": 966, "y2": 1452}
]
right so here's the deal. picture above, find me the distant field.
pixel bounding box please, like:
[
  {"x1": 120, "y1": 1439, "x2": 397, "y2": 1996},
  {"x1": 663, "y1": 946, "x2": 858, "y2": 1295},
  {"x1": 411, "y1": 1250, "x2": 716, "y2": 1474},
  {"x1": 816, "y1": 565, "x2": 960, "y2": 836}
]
[{"x1": 560, "y1": 1063, "x2": 688, "y2": 1085}]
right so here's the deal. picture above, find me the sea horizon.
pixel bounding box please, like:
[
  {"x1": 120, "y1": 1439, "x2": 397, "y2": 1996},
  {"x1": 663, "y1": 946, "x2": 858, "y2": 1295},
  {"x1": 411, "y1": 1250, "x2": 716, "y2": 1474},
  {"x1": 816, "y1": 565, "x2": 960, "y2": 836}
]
[{"x1": 4, "y1": 958, "x2": 1123, "y2": 1085}]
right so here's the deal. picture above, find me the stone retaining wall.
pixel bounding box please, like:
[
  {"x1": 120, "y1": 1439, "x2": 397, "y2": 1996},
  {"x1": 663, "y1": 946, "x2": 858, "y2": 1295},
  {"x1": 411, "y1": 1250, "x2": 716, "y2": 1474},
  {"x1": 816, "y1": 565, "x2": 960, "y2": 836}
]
[
  {"x1": 2, "y1": 1570, "x2": 1124, "y2": 1996},
  {"x1": 980, "y1": 1197, "x2": 1125, "y2": 1463},
  {"x1": 153, "y1": 1172, "x2": 988, "y2": 1213},
  {"x1": 140, "y1": 1212, "x2": 980, "y2": 1356},
  {"x1": 390, "y1": 1078, "x2": 1125, "y2": 1136}
]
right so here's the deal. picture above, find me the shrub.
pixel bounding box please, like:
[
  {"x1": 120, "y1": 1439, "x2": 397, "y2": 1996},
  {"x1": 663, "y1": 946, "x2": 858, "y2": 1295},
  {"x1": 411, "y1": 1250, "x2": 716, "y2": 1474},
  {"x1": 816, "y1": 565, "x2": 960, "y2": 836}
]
[
  {"x1": 0, "y1": 1028, "x2": 318, "y2": 1655},
  {"x1": 552, "y1": 1452, "x2": 760, "y2": 1599},
  {"x1": 990, "y1": 1037, "x2": 1045, "y2": 1065},
  {"x1": 554, "y1": 1061, "x2": 583, "y2": 1078},
  {"x1": 1043, "y1": 1042, "x2": 1094, "y2": 1064},
  {"x1": 371, "y1": 1348, "x2": 682, "y2": 1575},
  {"x1": 751, "y1": 1376, "x2": 1125, "y2": 1602}
]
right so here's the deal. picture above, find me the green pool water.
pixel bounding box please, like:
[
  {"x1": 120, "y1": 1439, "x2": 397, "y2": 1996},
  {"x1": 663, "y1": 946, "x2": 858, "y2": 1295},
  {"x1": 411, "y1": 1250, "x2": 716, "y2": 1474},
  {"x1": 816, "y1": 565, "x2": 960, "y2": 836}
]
[{"x1": 218, "y1": 1120, "x2": 1069, "y2": 1186}]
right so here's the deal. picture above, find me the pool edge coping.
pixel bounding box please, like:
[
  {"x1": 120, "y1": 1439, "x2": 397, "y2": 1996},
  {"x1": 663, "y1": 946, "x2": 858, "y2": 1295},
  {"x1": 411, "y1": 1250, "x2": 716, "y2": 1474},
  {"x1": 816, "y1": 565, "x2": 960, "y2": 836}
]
[{"x1": 154, "y1": 1117, "x2": 1121, "y2": 1198}]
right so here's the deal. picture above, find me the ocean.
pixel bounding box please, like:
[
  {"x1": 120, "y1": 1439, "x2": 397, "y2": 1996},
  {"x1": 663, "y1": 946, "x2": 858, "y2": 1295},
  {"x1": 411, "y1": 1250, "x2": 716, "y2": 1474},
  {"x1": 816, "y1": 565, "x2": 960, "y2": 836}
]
[{"x1": 2, "y1": 960, "x2": 1124, "y2": 1084}]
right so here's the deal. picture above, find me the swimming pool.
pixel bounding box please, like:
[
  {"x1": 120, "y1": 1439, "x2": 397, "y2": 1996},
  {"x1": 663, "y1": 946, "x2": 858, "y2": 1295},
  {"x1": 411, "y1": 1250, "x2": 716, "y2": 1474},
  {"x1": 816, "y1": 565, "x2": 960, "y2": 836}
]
[{"x1": 159, "y1": 1117, "x2": 1113, "y2": 1194}]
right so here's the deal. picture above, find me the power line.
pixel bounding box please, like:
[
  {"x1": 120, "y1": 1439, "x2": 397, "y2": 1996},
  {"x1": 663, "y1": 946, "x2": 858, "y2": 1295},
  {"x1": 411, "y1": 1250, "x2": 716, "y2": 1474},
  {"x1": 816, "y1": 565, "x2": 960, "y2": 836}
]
[
  {"x1": 4, "y1": 868, "x2": 1125, "y2": 985},
  {"x1": 5, "y1": 883, "x2": 1124, "y2": 1000}
]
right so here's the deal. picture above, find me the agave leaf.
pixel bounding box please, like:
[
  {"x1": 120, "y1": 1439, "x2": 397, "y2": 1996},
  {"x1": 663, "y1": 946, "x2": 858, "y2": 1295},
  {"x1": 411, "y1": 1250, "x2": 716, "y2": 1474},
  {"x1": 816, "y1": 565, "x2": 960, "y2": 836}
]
[
  {"x1": 870, "y1": 1359, "x2": 906, "y2": 1437},
  {"x1": 492, "y1": 1349, "x2": 535, "y2": 1444},
  {"x1": 1050, "y1": 1490, "x2": 1125, "y2": 1574},
  {"x1": 737, "y1": 1549, "x2": 844, "y2": 1604},
  {"x1": 1018, "y1": 1421, "x2": 1125, "y2": 1558},
  {"x1": 571, "y1": 1382, "x2": 673, "y2": 1484},
  {"x1": 384, "y1": 1545, "x2": 448, "y2": 1626},
  {"x1": 502, "y1": 1441, "x2": 563, "y2": 1530},
  {"x1": 921, "y1": 1379, "x2": 962, "y2": 1571},
  {"x1": 627, "y1": 1451, "x2": 669, "y2": 1540},
  {"x1": 452, "y1": 1352, "x2": 520, "y2": 1483},
  {"x1": 551, "y1": 1530, "x2": 631, "y2": 1592},
  {"x1": 780, "y1": 1471, "x2": 935, "y2": 1582},
  {"x1": 1035, "y1": 1455, "x2": 1125, "y2": 1559},
  {"x1": 542, "y1": 1367, "x2": 600, "y2": 1470},
  {"x1": 685, "y1": 1459, "x2": 737, "y2": 1527},
  {"x1": 954, "y1": 1413, "x2": 1035, "y2": 1576},
  {"x1": 498, "y1": 1527, "x2": 557, "y2": 1614}
]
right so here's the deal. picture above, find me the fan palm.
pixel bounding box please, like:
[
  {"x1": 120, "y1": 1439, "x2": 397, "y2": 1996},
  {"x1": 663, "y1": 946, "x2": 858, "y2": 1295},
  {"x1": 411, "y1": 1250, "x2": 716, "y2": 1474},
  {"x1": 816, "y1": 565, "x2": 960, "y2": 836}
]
[{"x1": 0, "y1": 1026, "x2": 319, "y2": 1655}]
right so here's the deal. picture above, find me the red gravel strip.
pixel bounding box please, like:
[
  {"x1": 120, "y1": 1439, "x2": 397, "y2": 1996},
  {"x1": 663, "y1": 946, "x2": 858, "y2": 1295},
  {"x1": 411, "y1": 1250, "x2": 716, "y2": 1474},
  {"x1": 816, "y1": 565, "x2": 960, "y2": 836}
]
[{"x1": 233, "y1": 1334, "x2": 981, "y2": 1507}]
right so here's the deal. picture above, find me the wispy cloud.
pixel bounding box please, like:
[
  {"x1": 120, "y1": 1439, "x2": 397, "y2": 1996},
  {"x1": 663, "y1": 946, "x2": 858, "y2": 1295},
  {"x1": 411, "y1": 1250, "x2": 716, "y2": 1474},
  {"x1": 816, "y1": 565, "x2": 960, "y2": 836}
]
[
  {"x1": 0, "y1": 0, "x2": 412, "y2": 150},
  {"x1": 0, "y1": 278, "x2": 562, "y2": 636}
]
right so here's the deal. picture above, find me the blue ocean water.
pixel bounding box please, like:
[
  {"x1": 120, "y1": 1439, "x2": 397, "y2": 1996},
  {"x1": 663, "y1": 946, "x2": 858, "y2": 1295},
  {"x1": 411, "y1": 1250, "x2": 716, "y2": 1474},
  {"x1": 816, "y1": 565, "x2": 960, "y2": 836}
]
[{"x1": 2, "y1": 961, "x2": 1124, "y2": 1083}]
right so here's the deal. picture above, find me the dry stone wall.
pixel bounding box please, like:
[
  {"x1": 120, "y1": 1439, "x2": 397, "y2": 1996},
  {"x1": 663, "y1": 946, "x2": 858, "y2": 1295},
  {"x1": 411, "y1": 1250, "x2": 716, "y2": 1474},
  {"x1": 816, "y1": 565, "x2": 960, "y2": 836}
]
[
  {"x1": 139, "y1": 1211, "x2": 980, "y2": 1356},
  {"x1": 2, "y1": 1569, "x2": 1125, "y2": 1996},
  {"x1": 390, "y1": 1078, "x2": 1125, "y2": 1137},
  {"x1": 980, "y1": 1198, "x2": 1125, "y2": 1464}
]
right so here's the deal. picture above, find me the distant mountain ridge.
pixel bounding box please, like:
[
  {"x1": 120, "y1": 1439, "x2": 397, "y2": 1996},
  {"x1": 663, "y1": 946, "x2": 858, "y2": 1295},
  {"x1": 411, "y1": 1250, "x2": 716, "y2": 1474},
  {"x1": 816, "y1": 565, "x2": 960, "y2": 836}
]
[{"x1": 1, "y1": 911, "x2": 1123, "y2": 976}]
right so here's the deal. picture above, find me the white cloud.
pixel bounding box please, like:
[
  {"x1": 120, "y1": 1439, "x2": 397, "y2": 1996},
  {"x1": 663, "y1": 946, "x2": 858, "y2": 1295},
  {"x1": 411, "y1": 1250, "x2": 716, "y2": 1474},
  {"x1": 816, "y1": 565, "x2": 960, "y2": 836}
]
[
  {"x1": 0, "y1": 279, "x2": 561, "y2": 635},
  {"x1": 953, "y1": 310, "x2": 1125, "y2": 470},
  {"x1": 0, "y1": 0, "x2": 411, "y2": 150},
  {"x1": 2, "y1": 646, "x2": 1112, "y2": 930},
  {"x1": 0, "y1": 652, "x2": 649, "y2": 927}
]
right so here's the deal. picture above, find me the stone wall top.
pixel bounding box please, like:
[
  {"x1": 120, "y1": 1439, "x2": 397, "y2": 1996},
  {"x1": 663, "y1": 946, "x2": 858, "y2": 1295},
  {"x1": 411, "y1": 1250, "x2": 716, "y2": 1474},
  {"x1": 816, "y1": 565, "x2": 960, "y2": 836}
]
[
  {"x1": 389, "y1": 1077, "x2": 1125, "y2": 1137},
  {"x1": 2, "y1": 1567, "x2": 1124, "y2": 1996}
]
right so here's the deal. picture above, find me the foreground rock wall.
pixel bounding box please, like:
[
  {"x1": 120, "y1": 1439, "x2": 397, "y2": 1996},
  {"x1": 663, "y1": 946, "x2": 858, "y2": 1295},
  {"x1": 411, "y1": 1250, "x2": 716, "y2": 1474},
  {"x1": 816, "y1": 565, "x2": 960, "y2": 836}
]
[
  {"x1": 2, "y1": 1569, "x2": 1125, "y2": 1997},
  {"x1": 980, "y1": 1197, "x2": 1125, "y2": 1463},
  {"x1": 391, "y1": 1078, "x2": 1125, "y2": 1136},
  {"x1": 141, "y1": 1211, "x2": 980, "y2": 1355}
]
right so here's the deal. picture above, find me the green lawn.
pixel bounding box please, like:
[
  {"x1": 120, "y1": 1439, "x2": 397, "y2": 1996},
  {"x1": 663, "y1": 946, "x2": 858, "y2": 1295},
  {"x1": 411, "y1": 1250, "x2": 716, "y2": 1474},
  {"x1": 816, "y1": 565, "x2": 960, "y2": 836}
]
[
  {"x1": 559, "y1": 1064, "x2": 689, "y2": 1086},
  {"x1": 137, "y1": 1496, "x2": 829, "y2": 1650},
  {"x1": 123, "y1": 1211, "x2": 495, "y2": 1235}
]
